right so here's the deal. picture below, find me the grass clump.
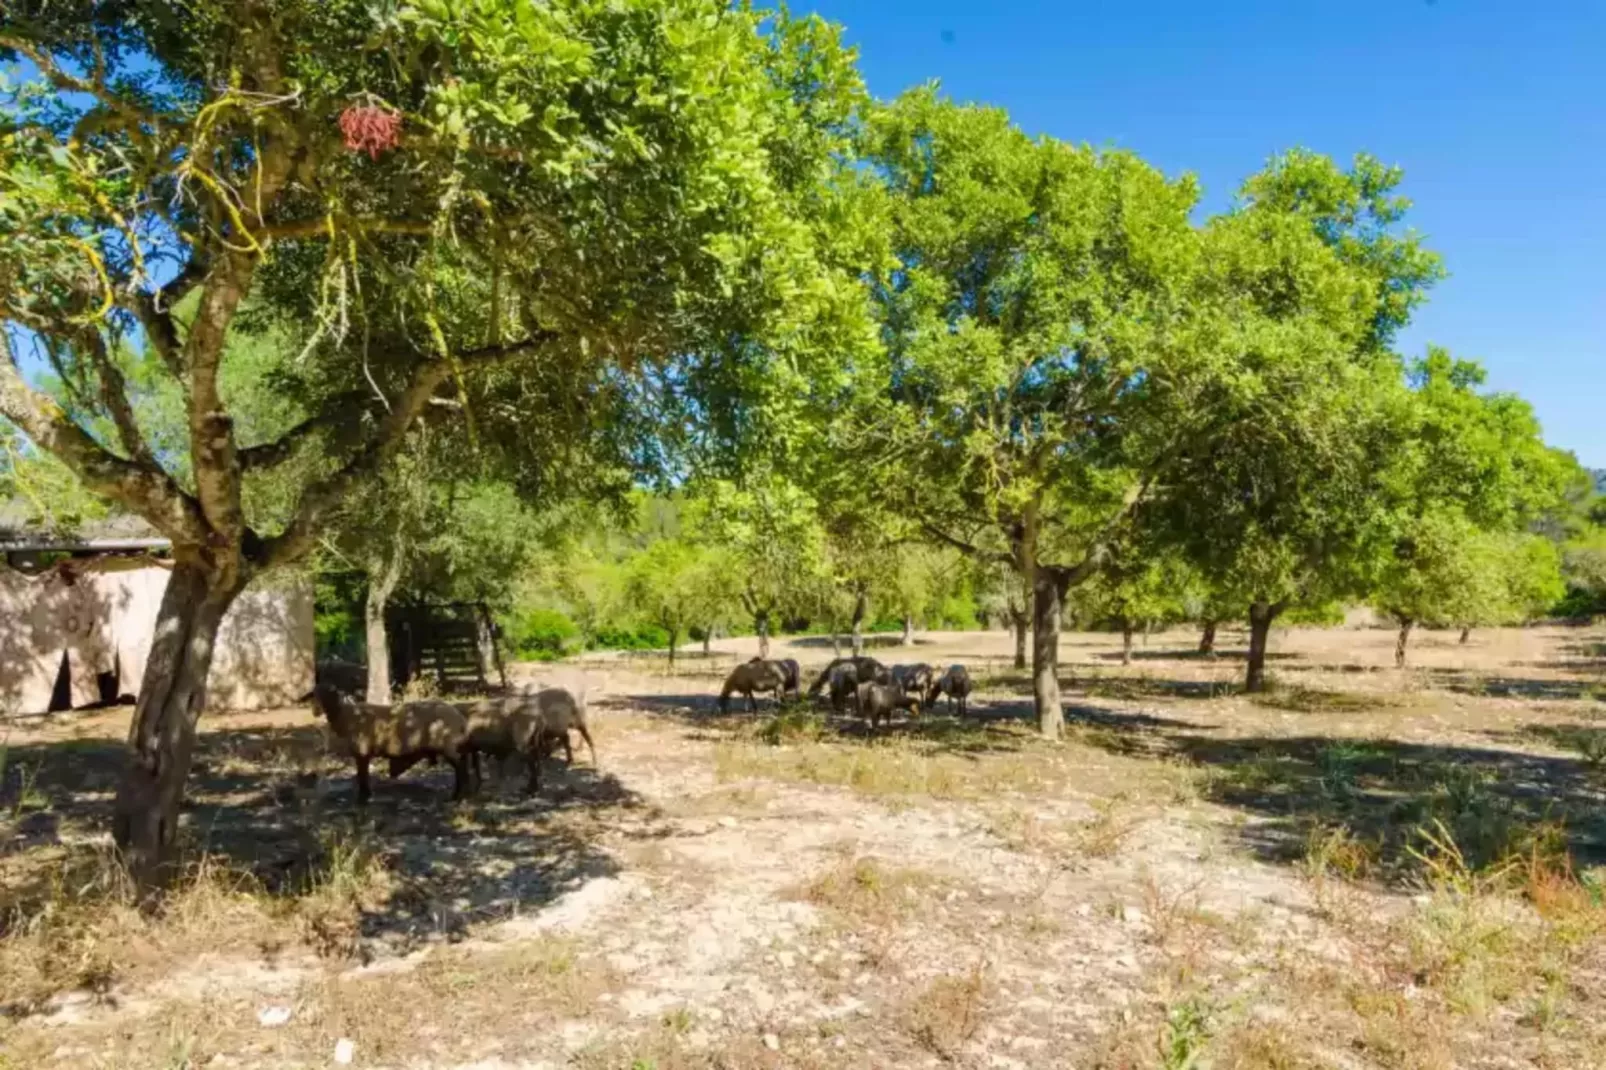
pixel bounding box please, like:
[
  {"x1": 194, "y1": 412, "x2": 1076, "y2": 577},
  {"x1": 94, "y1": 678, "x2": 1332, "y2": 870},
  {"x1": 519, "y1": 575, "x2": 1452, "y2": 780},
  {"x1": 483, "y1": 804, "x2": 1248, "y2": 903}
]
[
  {"x1": 905, "y1": 961, "x2": 992, "y2": 1059},
  {"x1": 798, "y1": 855, "x2": 944, "y2": 924},
  {"x1": 755, "y1": 707, "x2": 827, "y2": 746}
]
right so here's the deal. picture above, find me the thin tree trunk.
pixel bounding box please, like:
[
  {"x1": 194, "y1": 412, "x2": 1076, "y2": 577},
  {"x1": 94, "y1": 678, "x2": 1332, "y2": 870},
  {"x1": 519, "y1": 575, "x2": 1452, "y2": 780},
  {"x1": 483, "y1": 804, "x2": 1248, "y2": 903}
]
[
  {"x1": 851, "y1": 590, "x2": 868, "y2": 657},
  {"x1": 755, "y1": 610, "x2": 770, "y2": 659},
  {"x1": 1142, "y1": 619, "x2": 1152, "y2": 646},
  {"x1": 702, "y1": 626, "x2": 712, "y2": 656},
  {"x1": 901, "y1": 613, "x2": 914, "y2": 646},
  {"x1": 1032, "y1": 568, "x2": 1066, "y2": 740},
  {"x1": 1245, "y1": 602, "x2": 1279, "y2": 693},
  {"x1": 1459, "y1": 626, "x2": 1471, "y2": 645},
  {"x1": 482, "y1": 607, "x2": 508, "y2": 690},
  {"x1": 1199, "y1": 620, "x2": 1217, "y2": 656},
  {"x1": 829, "y1": 622, "x2": 842, "y2": 657},
  {"x1": 1121, "y1": 621, "x2": 1134, "y2": 666},
  {"x1": 1395, "y1": 618, "x2": 1415, "y2": 669},
  {"x1": 364, "y1": 549, "x2": 403, "y2": 705},
  {"x1": 667, "y1": 625, "x2": 678, "y2": 670},
  {"x1": 112, "y1": 558, "x2": 243, "y2": 889},
  {"x1": 1011, "y1": 609, "x2": 1028, "y2": 670}
]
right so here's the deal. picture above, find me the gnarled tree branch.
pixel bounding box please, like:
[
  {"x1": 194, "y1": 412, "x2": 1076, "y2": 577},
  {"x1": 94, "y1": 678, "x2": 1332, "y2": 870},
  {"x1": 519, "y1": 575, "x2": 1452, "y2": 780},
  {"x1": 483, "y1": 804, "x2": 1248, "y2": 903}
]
[
  {"x1": 0, "y1": 35, "x2": 158, "y2": 129},
  {"x1": 238, "y1": 389, "x2": 370, "y2": 470},
  {"x1": 0, "y1": 329, "x2": 206, "y2": 544},
  {"x1": 258, "y1": 333, "x2": 558, "y2": 569},
  {"x1": 130, "y1": 258, "x2": 208, "y2": 378}
]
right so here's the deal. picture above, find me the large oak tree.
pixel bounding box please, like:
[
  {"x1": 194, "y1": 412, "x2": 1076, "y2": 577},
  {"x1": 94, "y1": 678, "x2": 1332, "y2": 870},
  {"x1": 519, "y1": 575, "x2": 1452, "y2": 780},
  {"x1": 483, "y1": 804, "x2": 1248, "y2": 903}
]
[{"x1": 0, "y1": 0, "x2": 869, "y2": 885}]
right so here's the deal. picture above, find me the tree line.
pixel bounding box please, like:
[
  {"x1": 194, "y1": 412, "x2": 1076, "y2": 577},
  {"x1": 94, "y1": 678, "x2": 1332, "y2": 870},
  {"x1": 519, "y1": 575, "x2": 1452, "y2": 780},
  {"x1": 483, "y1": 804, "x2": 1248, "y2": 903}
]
[{"x1": 0, "y1": 0, "x2": 1599, "y2": 885}]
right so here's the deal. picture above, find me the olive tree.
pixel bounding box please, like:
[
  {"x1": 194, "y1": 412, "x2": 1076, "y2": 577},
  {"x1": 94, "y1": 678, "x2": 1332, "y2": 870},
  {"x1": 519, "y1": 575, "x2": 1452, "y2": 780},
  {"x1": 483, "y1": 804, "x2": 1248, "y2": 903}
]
[{"x1": 0, "y1": 0, "x2": 868, "y2": 884}]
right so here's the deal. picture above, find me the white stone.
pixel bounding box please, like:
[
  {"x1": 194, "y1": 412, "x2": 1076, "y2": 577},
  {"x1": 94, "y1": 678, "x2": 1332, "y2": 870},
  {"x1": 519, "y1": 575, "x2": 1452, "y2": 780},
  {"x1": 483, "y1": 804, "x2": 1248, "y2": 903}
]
[
  {"x1": 762, "y1": 1034, "x2": 780, "y2": 1051},
  {"x1": 333, "y1": 1038, "x2": 356, "y2": 1065},
  {"x1": 256, "y1": 1006, "x2": 292, "y2": 1027}
]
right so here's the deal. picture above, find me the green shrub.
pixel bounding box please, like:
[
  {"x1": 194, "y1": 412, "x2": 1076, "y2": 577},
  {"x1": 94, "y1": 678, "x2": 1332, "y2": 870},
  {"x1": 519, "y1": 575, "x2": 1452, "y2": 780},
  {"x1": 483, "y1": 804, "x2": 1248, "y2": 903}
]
[
  {"x1": 504, "y1": 607, "x2": 581, "y2": 661},
  {"x1": 592, "y1": 623, "x2": 670, "y2": 651},
  {"x1": 1553, "y1": 585, "x2": 1606, "y2": 621},
  {"x1": 1284, "y1": 601, "x2": 1346, "y2": 626}
]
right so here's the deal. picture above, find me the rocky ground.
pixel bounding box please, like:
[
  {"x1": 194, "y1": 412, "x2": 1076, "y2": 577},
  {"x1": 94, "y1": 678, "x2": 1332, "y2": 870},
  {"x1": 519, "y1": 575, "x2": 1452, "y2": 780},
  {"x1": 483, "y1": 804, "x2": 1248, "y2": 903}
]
[{"x1": 2, "y1": 625, "x2": 1605, "y2": 1068}]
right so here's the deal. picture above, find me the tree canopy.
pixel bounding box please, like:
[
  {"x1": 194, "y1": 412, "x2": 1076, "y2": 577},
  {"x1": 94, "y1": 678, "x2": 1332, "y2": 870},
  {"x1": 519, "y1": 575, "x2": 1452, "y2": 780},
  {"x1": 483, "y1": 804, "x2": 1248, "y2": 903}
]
[{"x1": 0, "y1": 0, "x2": 877, "y2": 884}]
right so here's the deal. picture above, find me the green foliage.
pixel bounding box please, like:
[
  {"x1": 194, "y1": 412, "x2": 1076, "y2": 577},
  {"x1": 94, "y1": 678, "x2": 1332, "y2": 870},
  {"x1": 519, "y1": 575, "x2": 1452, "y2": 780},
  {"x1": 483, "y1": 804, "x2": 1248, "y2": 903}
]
[
  {"x1": 1074, "y1": 545, "x2": 1194, "y2": 631},
  {"x1": 592, "y1": 623, "x2": 671, "y2": 652},
  {"x1": 844, "y1": 89, "x2": 1210, "y2": 572},
  {"x1": 1155, "y1": 151, "x2": 1446, "y2": 623},
  {"x1": 1282, "y1": 601, "x2": 1347, "y2": 627},
  {"x1": 0, "y1": 430, "x2": 110, "y2": 531},
  {"x1": 1370, "y1": 348, "x2": 1571, "y2": 630},
  {"x1": 502, "y1": 607, "x2": 580, "y2": 661},
  {"x1": 313, "y1": 569, "x2": 366, "y2": 662},
  {"x1": 1560, "y1": 530, "x2": 1606, "y2": 616}
]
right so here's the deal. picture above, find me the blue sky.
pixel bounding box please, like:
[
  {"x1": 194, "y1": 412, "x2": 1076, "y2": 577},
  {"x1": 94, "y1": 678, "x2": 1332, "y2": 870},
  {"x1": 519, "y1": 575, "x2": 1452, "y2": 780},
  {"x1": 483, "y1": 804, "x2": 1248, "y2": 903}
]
[{"x1": 808, "y1": 0, "x2": 1605, "y2": 467}]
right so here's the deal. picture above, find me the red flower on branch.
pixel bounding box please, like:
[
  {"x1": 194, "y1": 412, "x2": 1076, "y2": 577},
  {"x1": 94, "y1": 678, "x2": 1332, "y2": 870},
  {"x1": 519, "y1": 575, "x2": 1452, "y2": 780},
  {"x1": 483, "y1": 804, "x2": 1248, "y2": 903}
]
[{"x1": 338, "y1": 105, "x2": 402, "y2": 160}]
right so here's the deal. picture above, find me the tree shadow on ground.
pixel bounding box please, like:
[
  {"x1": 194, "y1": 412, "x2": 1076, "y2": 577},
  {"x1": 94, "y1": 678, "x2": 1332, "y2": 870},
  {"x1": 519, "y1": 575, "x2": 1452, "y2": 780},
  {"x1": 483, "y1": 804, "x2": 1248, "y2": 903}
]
[
  {"x1": 0, "y1": 718, "x2": 638, "y2": 960},
  {"x1": 979, "y1": 696, "x2": 1209, "y2": 734},
  {"x1": 979, "y1": 673, "x2": 1237, "y2": 702},
  {"x1": 1521, "y1": 642, "x2": 1606, "y2": 672},
  {"x1": 615, "y1": 690, "x2": 1047, "y2": 758},
  {"x1": 1425, "y1": 669, "x2": 1596, "y2": 702},
  {"x1": 1088, "y1": 646, "x2": 1299, "y2": 664},
  {"x1": 1071, "y1": 717, "x2": 1606, "y2": 882}
]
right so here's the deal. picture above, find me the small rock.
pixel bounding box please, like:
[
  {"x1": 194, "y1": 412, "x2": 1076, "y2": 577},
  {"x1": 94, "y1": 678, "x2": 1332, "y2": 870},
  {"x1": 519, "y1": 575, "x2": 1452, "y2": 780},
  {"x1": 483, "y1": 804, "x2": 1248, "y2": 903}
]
[
  {"x1": 257, "y1": 1006, "x2": 292, "y2": 1028},
  {"x1": 1073, "y1": 903, "x2": 1092, "y2": 918},
  {"x1": 834, "y1": 1036, "x2": 847, "y2": 1049},
  {"x1": 762, "y1": 1034, "x2": 781, "y2": 1051},
  {"x1": 718, "y1": 816, "x2": 738, "y2": 828},
  {"x1": 777, "y1": 951, "x2": 796, "y2": 969},
  {"x1": 333, "y1": 1038, "x2": 356, "y2": 1065}
]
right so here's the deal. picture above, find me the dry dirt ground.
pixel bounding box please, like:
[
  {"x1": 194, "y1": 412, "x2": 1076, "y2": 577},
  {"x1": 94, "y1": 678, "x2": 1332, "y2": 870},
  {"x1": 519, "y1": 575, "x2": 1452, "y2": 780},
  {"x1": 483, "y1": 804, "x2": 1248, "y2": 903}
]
[{"x1": 3, "y1": 625, "x2": 1606, "y2": 1069}]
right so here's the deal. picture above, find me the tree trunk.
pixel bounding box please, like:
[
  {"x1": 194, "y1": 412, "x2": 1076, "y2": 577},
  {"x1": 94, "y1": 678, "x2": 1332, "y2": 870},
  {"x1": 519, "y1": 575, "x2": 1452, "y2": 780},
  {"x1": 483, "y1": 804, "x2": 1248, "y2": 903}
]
[
  {"x1": 829, "y1": 621, "x2": 842, "y2": 657},
  {"x1": 702, "y1": 626, "x2": 712, "y2": 656},
  {"x1": 1011, "y1": 610, "x2": 1028, "y2": 670},
  {"x1": 851, "y1": 590, "x2": 868, "y2": 657},
  {"x1": 755, "y1": 610, "x2": 770, "y2": 659},
  {"x1": 901, "y1": 614, "x2": 914, "y2": 646},
  {"x1": 1121, "y1": 621, "x2": 1134, "y2": 666},
  {"x1": 364, "y1": 550, "x2": 403, "y2": 705},
  {"x1": 1394, "y1": 618, "x2": 1415, "y2": 669},
  {"x1": 1459, "y1": 626, "x2": 1471, "y2": 645},
  {"x1": 1032, "y1": 569, "x2": 1066, "y2": 740},
  {"x1": 1142, "y1": 619, "x2": 1152, "y2": 646},
  {"x1": 667, "y1": 625, "x2": 678, "y2": 670},
  {"x1": 1245, "y1": 602, "x2": 1279, "y2": 693},
  {"x1": 112, "y1": 558, "x2": 244, "y2": 890},
  {"x1": 1199, "y1": 620, "x2": 1217, "y2": 656}
]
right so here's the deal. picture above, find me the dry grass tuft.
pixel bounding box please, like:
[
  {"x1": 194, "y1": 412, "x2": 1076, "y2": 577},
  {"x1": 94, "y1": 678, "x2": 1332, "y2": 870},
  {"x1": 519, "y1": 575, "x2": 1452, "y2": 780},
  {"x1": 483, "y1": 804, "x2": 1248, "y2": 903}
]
[
  {"x1": 904, "y1": 960, "x2": 993, "y2": 1060},
  {"x1": 796, "y1": 855, "x2": 945, "y2": 925}
]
